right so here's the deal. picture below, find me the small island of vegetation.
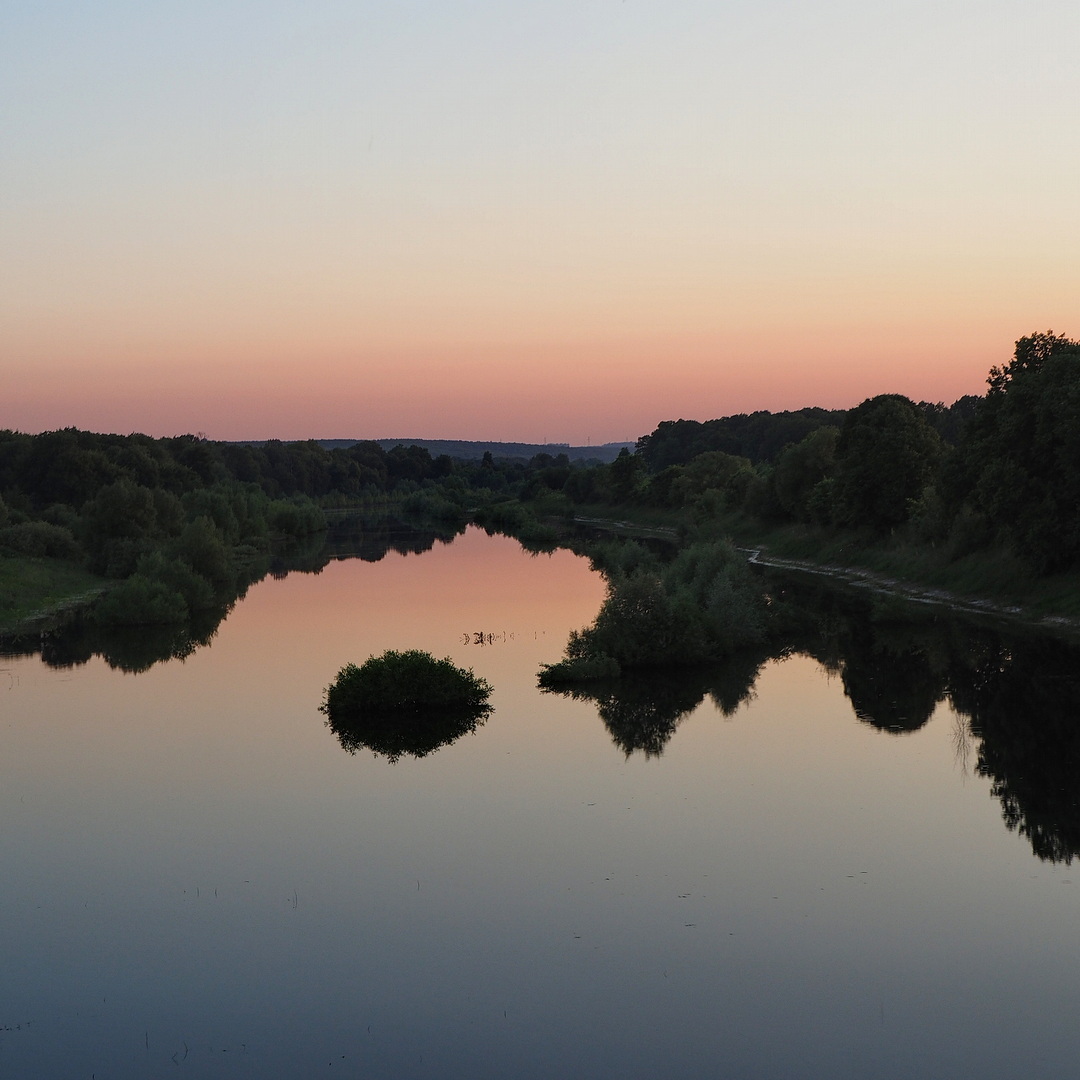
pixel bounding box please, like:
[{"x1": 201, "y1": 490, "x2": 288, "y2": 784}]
[{"x1": 320, "y1": 650, "x2": 493, "y2": 763}]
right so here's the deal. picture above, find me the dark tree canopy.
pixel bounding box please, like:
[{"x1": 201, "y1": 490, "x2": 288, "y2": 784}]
[
  {"x1": 946, "y1": 332, "x2": 1080, "y2": 571},
  {"x1": 832, "y1": 395, "x2": 942, "y2": 532}
]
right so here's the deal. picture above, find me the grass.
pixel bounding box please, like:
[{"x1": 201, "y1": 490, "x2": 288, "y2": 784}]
[
  {"x1": 0, "y1": 556, "x2": 108, "y2": 633},
  {"x1": 559, "y1": 502, "x2": 1080, "y2": 623}
]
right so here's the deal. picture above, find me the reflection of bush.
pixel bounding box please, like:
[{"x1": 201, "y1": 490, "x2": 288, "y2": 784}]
[
  {"x1": 316, "y1": 515, "x2": 465, "y2": 564},
  {"x1": 840, "y1": 642, "x2": 943, "y2": 733},
  {"x1": 542, "y1": 652, "x2": 767, "y2": 758},
  {"x1": 0, "y1": 605, "x2": 226, "y2": 673},
  {"x1": 321, "y1": 651, "x2": 493, "y2": 763},
  {"x1": 325, "y1": 702, "x2": 492, "y2": 763}
]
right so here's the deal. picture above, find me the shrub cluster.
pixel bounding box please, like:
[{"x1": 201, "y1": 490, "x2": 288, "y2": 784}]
[
  {"x1": 322, "y1": 650, "x2": 493, "y2": 715},
  {"x1": 321, "y1": 650, "x2": 494, "y2": 763},
  {"x1": 539, "y1": 539, "x2": 768, "y2": 684}
]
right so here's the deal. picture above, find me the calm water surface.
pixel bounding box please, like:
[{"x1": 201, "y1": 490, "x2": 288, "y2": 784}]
[{"x1": 2, "y1": 527, "x2": 1078, "y2": 1078}]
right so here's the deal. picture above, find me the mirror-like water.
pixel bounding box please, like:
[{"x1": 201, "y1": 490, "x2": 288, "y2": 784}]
[{"x1": 2, "y1": 526, "x2": 1078, "y2": 1079}]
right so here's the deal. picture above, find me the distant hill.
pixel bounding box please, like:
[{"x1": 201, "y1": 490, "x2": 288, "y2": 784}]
[{"x1": 304, "y1": 438, "x2": 635, "y2": 463}]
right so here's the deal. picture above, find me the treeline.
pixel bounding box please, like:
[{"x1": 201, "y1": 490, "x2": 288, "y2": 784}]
[
  {"x1": 635, "y1": 399, "x2": 979, "y2": 472},
  {"x1": 4, "y1": 329, "x2": 1078, "y2": 629},
  {"x1": 0, "y1": 425, "x2": 589, "y2": 628},
  {"x1": 515, "y1": 332, "x2": 1080, "y2": 577},
  {"x1": 0, "y1": 429, "x2": 458, "y2": 509},
  {"x1": 0, "y1": 430, "x2": 335, "y2": 627}
]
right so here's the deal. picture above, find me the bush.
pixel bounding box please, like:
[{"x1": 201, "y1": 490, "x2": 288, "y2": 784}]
[
  {"x1": 541, "y1": 538, "x2": 769, "y2": 677},
  {"x1": 400, "y1": 490, "x2": 467, "y2": 525},
  {"x1": 174, "y1": 515, "x2": 232, "y2": 587},
  {"x1": 267, "y1": 497, "x2": 326, "y2": 537},
  {"x1": 321, "y1": 650, "x2": 493, "y2": 762},
  {"x1": 0, "y1": 521, "x2": 80, "y2": 560},
  {"x1": 538, "y1": 653, "x2": 621, "y2": 685},
  {"x1": 94, "y1": 574, "x2": 189, "y2": 626},
  {"x1": 323, "y1": 650, "x2": 492, "y2": 715},
  {"x1": 135, "y1": 551, "x2": 217, "y2": 611}
]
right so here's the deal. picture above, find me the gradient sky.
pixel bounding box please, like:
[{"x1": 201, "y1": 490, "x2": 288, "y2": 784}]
[{"x1": 3, "y1": 1, "x2": 1078, "y2": 443}]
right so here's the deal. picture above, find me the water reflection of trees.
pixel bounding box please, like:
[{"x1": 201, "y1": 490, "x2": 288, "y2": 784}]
[
  {"x1": 952, "y1": 637, "x2": 1080, "y2": 864},
  {"x1": 544, "y1": 650, "x2": 770, "y2": 758},
  {"x1": 326, "y1": 701, "x2": 492, "y2": 764},
  {"x1": 774, "y1": 577, "x2": 1080, "y2": 864},
  {"x1": 0, "y1": 515, "x2": 466, "y2": 673},
  {"x1": 546, "y1": 567, "x2": 1080, "y2": 865}
]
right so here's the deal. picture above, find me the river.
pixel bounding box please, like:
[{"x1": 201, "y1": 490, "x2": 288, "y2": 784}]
[{"x1": 1, "y1": 525, "x2": 1078, "y2": 1078}]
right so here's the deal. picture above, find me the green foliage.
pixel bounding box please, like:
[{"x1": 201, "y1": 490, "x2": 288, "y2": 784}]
[
  {"x1": 472, "y1": 498, "x2": 559, "y2": 545},
  {"x1": 946, "y1": 332, "x2": 1080, "y2": 572},
  {"x1": 668, "y1": 451, "x2": 753, "y2": 510},
  {"x1": 93, "y1": 574, "x2": 189, "y2": 626},
  {"x1": 526, "y1": 489, "x2": 574, "y2": 520},
  {"x1": 986, "y1": 330, "x2": 1079, "y2": 394},
  {"x1": 321, "y1": 652, "x2": 494, "y2": 761},
  {"x1": 582, "y1": 537, "x2": 662, "y2": 577},
  {"x1": 400, "y1": 490, "x2": 468, "y2": 525},
  {"x1": 80, "y1": 478, "x2": 161, "y2": 572},
  {"x1": 40, "y1": 503, "x2": 80, "y2": 532},
  {"x1": 266, "y1": 496, "x2": 327, "y2": 537},
  {"x1": 182, "y1": 489, "x2": 241, "y2": 543},
  {"x1": 543, "y1": 539, "x2": 768, "y2": 678},
  {"x1": 174, "y1": 515, "x2": 232, "y2": 588},
  {"x1": 637, "y1": 409, "x2": 846, "y2": 471},
  {"x1": 0, "y1": 521, "x2": 80, "y2": 560},
  {"x1": 585, "y1": 571, "x2": 704, "y2": 666},
  {"x1": 135, "y1": 551, "x2": 216, "y2": 612},
  {"x1": 833, "y1": 395, "x2": 942, "y2": 532},
  {"x1": 607, "y1": 447, "x2": 647, "y2": 502},
  {"x1": 323, "y1": 650, "x2": 493, "y2": 715},
  {"x1": 772, "y1": 426, "x2": 840, "y2": 521},
  {"x1": 665, "y1": 540, "x2": 768, "y2": 652}
]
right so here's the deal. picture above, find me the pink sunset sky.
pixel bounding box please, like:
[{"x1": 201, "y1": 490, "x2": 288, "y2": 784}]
[{"x1": 3, "y1": 2, "x2": 1078, "y2": 445}]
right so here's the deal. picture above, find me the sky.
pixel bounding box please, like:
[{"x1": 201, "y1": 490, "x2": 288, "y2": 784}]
[{"x1": 2, "y1": 1, "x2": 1078, "y2": 444}]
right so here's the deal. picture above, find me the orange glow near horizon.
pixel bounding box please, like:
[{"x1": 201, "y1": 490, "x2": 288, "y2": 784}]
[
  {"x1": 0, "y1": 317, "x2": 1033, "y2": 443},
  {"x1": 4, "y1": 4, "x2": 1078, "y2": 442}
]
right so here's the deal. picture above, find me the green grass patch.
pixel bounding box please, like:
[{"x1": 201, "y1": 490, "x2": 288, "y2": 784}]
[{"x1": 0, "y1": 556, "x2": 108, "y2": 632}]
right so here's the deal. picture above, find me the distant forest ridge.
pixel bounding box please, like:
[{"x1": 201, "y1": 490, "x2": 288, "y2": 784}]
[{"x1": 231, "y1": 438, "x2": 636, "y2": 464}]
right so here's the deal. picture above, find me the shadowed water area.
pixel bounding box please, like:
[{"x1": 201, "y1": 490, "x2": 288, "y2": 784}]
[{"x1": 2, "y1": 525, "x2": 1079, "y2": 1078}]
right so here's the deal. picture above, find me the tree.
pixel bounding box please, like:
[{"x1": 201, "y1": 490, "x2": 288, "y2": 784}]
[
  {"x1": 832, "y1": 395, "x2": 941, "y2": 532},
  {"x1": 772, "y1": 426, "x2": 840, "y2": 521},
  {"x1": 607, "y1": 448, "x2": 646, "y2": 502},
  {"x1": 947, "y1": 332, "x2": 1080, "y2": 571}
]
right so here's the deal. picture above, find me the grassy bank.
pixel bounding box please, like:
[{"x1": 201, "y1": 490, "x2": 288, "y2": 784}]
[
  {"x1": 0, "y1": 557, "x2": 109, "y2": 633},
  {"x1": 702, "y1": 512, "x2": 1080, "y2": 618},
  {"x1": 547, "y1": 500, "x2": 1080, "y2": 623}
]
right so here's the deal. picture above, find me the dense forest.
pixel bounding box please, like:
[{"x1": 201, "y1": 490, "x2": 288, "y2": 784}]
[{"x1": 2, "y1": 331, "x2": 1079, "y2": 638}]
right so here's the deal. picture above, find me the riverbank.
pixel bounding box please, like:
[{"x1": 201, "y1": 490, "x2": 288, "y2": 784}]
[
  {"x1": 565, "y1": 508, "x2": 1080, "y2": 636},
  {"x1": 0, "y1": 557, "x2": 108, "y2": 635}
]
